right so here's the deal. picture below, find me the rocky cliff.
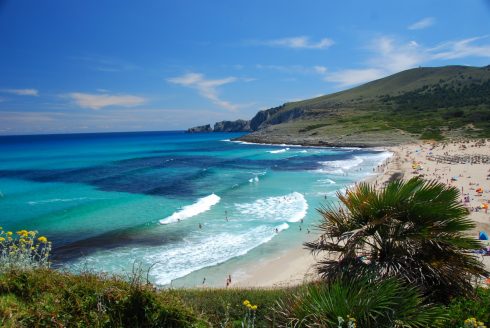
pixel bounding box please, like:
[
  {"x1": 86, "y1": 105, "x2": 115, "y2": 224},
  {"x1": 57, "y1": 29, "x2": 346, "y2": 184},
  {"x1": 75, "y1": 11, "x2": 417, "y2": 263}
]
[
  {"x1": 187, "y1": 124, "x2": 212, "y2": 133},
  {"x1": 213, "y1": 120, "x2": 251, "y2": 132}
]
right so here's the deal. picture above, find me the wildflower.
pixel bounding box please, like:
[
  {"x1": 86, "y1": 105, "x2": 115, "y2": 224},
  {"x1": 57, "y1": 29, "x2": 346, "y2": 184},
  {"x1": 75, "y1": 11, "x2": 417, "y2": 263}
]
[
  {"x1": 6, "y1": 231, "x2": 12, "y2": 236},
  {"x1": 243, "y1": 300, "x2": 250, "y2": 306},
  {"x1": 17, "y1": 230, "x2": 28, "y2": 237},
  {"x1": 0, "y1": 237, "x2": 5, "y2": 242},
  {"x1": 37, "y1": 236, "x2": 48, "y2": 244},
  {"x1": 250, "y1": 305, "x2": 258, "y2": 310},
  {"x1": 28, "y1": 231, "x2": 36, "y2": 237}
]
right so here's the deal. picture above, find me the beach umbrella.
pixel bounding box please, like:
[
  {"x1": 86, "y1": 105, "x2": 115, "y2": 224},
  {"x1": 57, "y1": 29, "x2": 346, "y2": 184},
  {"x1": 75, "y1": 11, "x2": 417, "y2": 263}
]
[{"x1": 479, "y1": 231, "x2": 489, "y2": 240}]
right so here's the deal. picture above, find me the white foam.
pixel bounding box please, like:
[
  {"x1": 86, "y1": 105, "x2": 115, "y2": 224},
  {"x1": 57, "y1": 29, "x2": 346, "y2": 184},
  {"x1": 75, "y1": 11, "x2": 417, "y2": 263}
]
[
  {"x1": 159, "y1": 194, "x2": 220, "y2": 225},
  {"x1": 149, "y1": 223, "x2": 289, "y2": 285},
  {"x1": 322, "y1": 156, "x2": 364, "y2": 170},
  {"x1": 248, "y1": 176, "x2": 259, "y2": 183},
  {"x1": 235, "y1": 192, "x2": 308, "y2": 223},
  {"x1": 317, "y1": 178, "x2": 336, "y2": 184},
  {"x1": 28, "y1": 197, "x2": 88, "y2": 205},
  {"x1": 268, "y1": 147, "x2": 289, "y2": 154},
  {"x1": 70, "y1": 223, "x2": 290, "y2": 286},
  {"x1": 275, "y1": 222, "x2": 289, "y2": 232}
]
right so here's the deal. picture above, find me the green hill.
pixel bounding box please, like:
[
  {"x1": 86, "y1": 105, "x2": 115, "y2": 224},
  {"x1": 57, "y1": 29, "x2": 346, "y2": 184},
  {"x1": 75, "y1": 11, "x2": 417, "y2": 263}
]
[{"x1": 239, "y1": 65, "x2": 490, "y2": 146}]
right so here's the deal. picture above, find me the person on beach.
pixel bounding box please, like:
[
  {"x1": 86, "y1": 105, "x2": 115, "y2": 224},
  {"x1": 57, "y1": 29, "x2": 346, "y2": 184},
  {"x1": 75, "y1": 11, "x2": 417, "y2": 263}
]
[
  {"x1": 199, "y1": 223, "x2": 202, "y2": 229},
  {"x1": 202, "y1": 277, "x2": 206, "y2": 284}
]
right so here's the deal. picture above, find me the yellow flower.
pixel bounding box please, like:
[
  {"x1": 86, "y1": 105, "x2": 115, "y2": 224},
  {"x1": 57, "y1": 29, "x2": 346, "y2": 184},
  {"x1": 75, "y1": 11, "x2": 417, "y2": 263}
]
[
  {"x1": 37, "y1": 236, "x2": 48, "y2": 243},
  {"x1": 17, "y1": 230, "x2": 28, "y2": 237},
  {"x1": 7, "y1": 231, "x2": 12, "y2": 236},
  {"x1": 28, "y1": 231, "x2": 36, "y2": 237},
  {"x1": 243, "y1": 300, "x2": 250, "y2": 306},
  {"x1": 250, "y1": 305, "x2": 258, "y2": 311},
  {"x1": 0, "y1": 237, "x2": 5, "y2": 242}
]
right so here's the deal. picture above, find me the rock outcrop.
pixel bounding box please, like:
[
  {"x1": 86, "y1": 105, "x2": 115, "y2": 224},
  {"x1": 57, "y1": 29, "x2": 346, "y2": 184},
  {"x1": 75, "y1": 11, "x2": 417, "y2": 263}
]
[
  {"x1": 213, "y1": 120, "x2": 251, "y2": 132},
  {"x1": 187, "y1": 124, "x2": 212, "y2": 133}
]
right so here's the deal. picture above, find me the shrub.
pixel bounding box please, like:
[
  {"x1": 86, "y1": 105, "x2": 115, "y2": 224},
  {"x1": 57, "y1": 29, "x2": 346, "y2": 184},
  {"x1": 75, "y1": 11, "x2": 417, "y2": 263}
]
[
  {"x1": 271, "y1": 277, "x2": 448, "y2": 327},
  {"x1": 445, "y1": 287, "x2": 490, "y2": 327},
  {"x1": 0, "y1": 269, "x2": 205, "y2": 327}
]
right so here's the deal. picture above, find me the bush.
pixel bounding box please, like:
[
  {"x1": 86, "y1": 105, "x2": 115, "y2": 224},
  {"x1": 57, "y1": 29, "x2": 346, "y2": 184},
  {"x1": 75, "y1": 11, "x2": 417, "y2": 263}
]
[
  {"x1": 445, "y1": 287, "x2": 490, "y2": 327},
  {"x1": 271, "y1": 277, "x2": 448, "y2": 327},
  {"x1": 0, "y1": 269, "x2": 205, "y2": 327}
]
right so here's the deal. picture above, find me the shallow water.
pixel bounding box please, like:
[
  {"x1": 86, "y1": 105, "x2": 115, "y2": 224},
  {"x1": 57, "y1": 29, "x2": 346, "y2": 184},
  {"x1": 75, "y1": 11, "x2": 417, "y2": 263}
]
[{"x1": 0, "y1": 131, "x2": 391, "y2": 286}]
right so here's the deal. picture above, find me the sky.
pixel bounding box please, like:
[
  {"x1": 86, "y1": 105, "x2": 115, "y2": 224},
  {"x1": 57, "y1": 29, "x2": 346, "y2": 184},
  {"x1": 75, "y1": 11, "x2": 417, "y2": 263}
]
[{"x1": 0, "y1": 0, "x2": 490, "y2": 135}]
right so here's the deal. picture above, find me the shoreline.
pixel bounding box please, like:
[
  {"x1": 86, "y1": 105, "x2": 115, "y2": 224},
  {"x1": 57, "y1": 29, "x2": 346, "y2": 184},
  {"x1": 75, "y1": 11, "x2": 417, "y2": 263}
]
[
  {"x1": 230, "y1": 139, "x2": 490, "y2": 288},
  {"x1": 231, "y1": 146, "x2": 397, "y2": 288}
]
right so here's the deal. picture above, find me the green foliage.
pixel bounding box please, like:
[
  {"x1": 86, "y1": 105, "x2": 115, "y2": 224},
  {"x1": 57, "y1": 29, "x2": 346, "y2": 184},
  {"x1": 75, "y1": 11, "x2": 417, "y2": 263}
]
[
  {"x1": 298, "y1": 123, "x2": 330, "y2": 132},
  {"x1": 420, "y1": 128, "x2": 444, "y2": 141},
  {"x1": 169, "y1": 287, "x2": 293, "y2": 327},
  {"x1": 445, "y1": 287, "x2": 490, "y2": 327},
  {"x1": 272, "y1": 277, "x2": 448, "y2": 327},
  {"x1": 0, "y1": 269, "x2": 205, "y2": 327},
  {"x1": 305, "y1": 177, "x2": 489, "y2": 301}
]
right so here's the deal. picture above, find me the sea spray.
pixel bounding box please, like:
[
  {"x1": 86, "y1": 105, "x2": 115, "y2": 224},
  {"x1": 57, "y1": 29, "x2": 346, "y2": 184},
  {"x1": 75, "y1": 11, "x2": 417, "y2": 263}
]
[
  {"x1": 159, "y1": 194, "x2": 221, "y2": 224},
  {"x1": 235, "y1": 192, "x2": 308, "y2": 223},
  {"x1": 268, "y1": 148, "x2": 289, "y2": 154}
]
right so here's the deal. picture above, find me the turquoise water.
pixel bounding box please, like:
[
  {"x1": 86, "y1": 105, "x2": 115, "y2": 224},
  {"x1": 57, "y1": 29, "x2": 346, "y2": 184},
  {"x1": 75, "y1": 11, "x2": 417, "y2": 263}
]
[{"x1": 0, "y1": 131, "x2": 390, "y2": 286}]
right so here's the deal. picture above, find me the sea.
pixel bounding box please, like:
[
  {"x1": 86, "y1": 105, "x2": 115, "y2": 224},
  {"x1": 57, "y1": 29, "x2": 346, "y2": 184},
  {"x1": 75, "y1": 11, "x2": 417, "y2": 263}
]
[{"x1": 0, "y1": 131, "x2": 391, "y2": 287}]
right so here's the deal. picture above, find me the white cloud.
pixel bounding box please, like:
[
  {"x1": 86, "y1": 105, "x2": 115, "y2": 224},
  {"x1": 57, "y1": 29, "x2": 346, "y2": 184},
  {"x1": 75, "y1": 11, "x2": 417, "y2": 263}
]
[
  {"x1": 368, "y1": 37, "x2": 426, "y2": 72},
  {"x1": 322, "y1": 35, "x2": 490, "y2": 87},
  {"x1": 324, "y1": 68, "x2": 386, "y2": 87},
  {"x1": 408, "y1": 17, "x2": 435, "y2": 30},
  {"x1": 254, "y1": 36, "x2": 334, "y2": 49},
  {"x1": 68, "y1": 92, "x2": 146, "y2": 110},
  {"x1": 429, "y1": 36, "x2": 490, "y2": 59},
  {"x1": 323, "y1": 37, "x2": 426, "y2": 86},
  {"x1": 2, "y1": 88, "x2": 39, "y2": 96},
  {"x1": 167, "y1": 73, "x2": 240, "y2": 111}
]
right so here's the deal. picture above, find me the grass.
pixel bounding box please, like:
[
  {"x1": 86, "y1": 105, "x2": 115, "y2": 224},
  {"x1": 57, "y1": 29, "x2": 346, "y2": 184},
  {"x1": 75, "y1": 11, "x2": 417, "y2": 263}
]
[
  {"x1": 168, "y1": 287, "x2": 295, "y2": 327},
  {"x1": 0, "y1": 268, "x2": 488, "y2": 327},
  {"x1": 0, "y1": 269, "x2": 206, "y2": 327}
]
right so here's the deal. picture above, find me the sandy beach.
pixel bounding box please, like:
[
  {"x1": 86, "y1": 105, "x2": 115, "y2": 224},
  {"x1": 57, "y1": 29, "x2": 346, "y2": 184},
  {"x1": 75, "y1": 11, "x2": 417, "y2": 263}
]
[{"x1": 234, "y1": 139, "x2": 490, "y2": 288}]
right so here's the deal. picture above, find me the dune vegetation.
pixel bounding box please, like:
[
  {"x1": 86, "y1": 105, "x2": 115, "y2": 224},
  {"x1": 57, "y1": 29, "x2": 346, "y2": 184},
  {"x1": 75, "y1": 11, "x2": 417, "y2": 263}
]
[{"x1": 1, "y1": 178, "x2": 489, "y2": 327}]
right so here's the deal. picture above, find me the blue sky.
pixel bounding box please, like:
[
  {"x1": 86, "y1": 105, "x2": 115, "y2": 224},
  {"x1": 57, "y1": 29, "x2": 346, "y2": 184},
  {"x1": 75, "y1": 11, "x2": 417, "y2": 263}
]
[{"x1": 1, "y1": 0, "x2": 490, "y2": 135}]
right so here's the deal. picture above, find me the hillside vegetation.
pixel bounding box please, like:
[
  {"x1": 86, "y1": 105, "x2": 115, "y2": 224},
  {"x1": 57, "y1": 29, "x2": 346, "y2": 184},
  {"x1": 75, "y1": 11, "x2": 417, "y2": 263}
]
[{"x1": 239, "y1": 65, "x2": 490, "y2": 146}]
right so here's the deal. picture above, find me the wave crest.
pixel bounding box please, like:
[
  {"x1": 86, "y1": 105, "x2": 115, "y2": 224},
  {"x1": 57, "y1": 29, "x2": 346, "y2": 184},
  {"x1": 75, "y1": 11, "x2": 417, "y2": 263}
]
[
  {"x1": 159, "y1": 194, "x2": 220, "y2": 225},
  {"x1": 235, "y1": 192, "x2": 308, "y2": 223}
]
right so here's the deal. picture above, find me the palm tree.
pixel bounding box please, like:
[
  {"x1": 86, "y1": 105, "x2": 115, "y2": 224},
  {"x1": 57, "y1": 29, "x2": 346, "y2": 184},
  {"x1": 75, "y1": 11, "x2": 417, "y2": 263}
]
[
  {"x1": 305, "y1": 177, "x2": 489, "y2": 301},
  {"x1": 271, "y1": 277, "x2": 448, "y2": 327}
]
